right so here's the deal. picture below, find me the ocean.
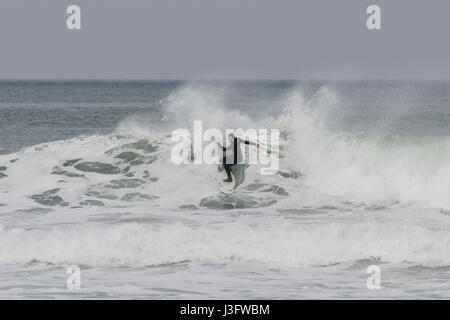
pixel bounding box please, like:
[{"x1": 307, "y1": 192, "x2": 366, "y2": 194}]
[{"x1": 1, "y1": 80, "x2": 450, "y2": 299}]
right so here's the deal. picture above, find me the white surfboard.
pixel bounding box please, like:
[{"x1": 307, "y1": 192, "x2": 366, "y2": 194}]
[{"x1": 217, "y1": 166, "x2": 234, "y2": 195}]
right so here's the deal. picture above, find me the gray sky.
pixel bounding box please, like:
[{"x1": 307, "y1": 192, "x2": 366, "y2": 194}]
[{"x1": 0, "y1": 0, "x2": 449, "y2": 80}]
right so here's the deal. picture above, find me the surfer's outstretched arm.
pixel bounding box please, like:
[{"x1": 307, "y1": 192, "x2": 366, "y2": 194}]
[{"x1": 238, "y1": 138, "x2": 260, "y2": 148}]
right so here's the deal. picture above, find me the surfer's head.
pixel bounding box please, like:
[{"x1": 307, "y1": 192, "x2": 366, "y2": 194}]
[{"x1": 228, "y1": 133, "x2": 235, "y2": 142}]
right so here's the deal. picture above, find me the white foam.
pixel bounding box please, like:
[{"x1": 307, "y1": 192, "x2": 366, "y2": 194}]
[
  {"x1": 0, "y1": 222, "x2": 449, "y2": 268},
  {"x1": 278, "y1": 87, "x2": 450, "y2": 208}
]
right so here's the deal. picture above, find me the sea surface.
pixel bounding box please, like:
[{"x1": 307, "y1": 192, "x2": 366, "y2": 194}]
[{"x1": 1, "y1": 80, "x2": 450, "y2": 299}]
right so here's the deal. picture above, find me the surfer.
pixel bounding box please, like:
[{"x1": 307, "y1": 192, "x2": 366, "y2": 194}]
[{"x1": 215, "y1": 133, "x2": 259, "y2": 182}]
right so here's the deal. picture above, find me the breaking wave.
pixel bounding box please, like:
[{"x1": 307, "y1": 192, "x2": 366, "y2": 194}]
[
  {"x1": 2, "y1": 83, "x2": 450, "y2": 212},
  {"x1": 1, "y1": 222, "x2": 449, "y2": 268}
]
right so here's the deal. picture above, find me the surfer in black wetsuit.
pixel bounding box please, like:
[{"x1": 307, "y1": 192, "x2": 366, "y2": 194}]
[{"x1": 216, "y1": 133, "x2": 259, "y2": 182}]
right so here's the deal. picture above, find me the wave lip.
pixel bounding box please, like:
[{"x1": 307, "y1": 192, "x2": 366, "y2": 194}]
[{"x1": 0, "y1": 222, "x2": 449, "y2": 268}]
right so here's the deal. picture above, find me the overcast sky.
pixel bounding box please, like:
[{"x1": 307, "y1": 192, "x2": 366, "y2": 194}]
[{"x1": 0, "y1": 0, "x2": 449, "y2": 80}]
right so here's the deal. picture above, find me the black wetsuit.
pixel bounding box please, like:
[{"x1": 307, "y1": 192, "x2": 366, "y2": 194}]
[{"x1": 221, "y1": 138, "x2": 254, "y2": 181}]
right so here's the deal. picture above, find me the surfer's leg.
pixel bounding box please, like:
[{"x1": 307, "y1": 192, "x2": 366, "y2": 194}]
[{"x1": 223, "y1": 164, "x2": 233, "y2": 182}]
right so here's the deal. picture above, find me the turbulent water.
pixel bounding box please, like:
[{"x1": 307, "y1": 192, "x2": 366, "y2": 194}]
[{"x1": 1, "y1": 80, "x2": 450, "y2": 299}]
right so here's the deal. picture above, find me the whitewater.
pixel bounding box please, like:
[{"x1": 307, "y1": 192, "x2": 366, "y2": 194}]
[{"x1": 1, "y1": 80, "x2": 450, "y2": 299}]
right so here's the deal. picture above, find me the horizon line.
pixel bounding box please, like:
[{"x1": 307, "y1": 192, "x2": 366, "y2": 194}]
[{"x1": 1, "y1": 78, "x2": 450, "y2": 82}]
